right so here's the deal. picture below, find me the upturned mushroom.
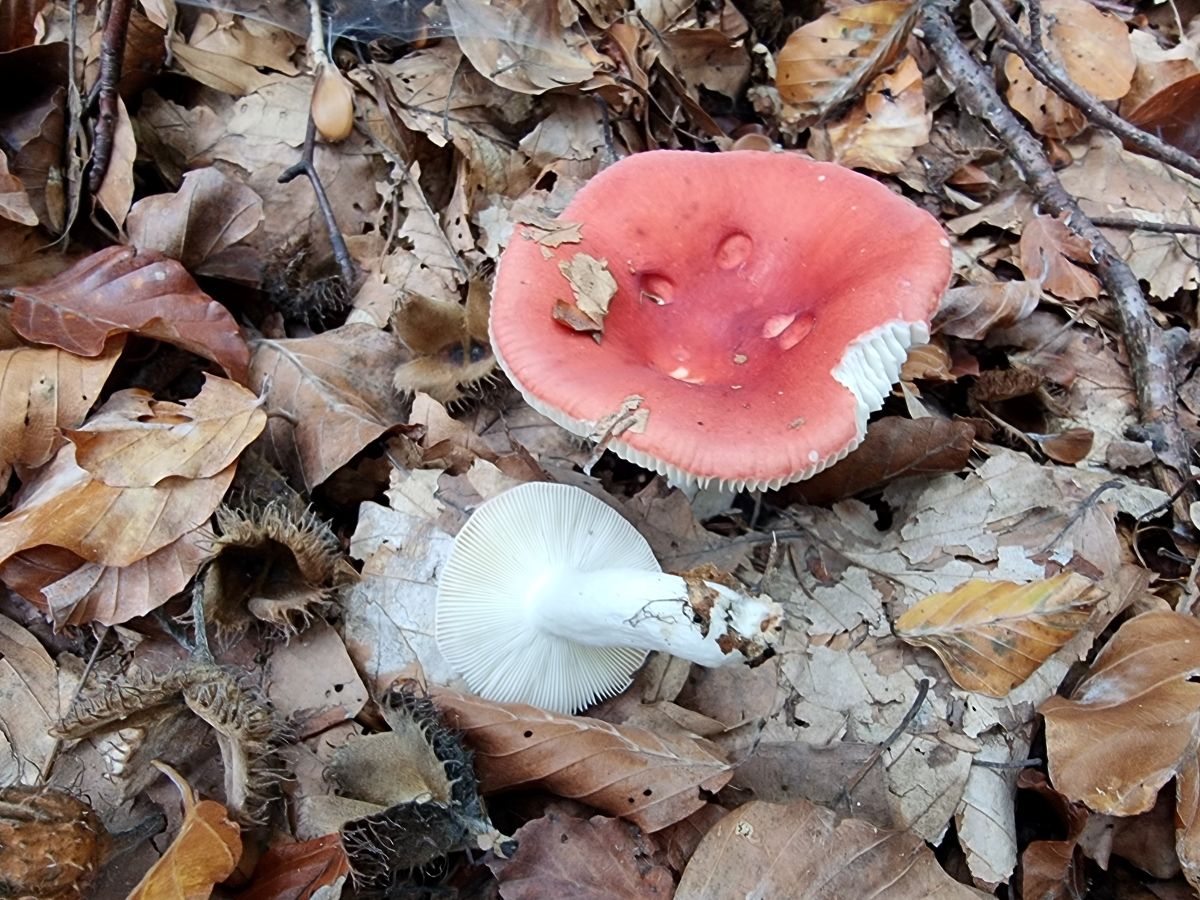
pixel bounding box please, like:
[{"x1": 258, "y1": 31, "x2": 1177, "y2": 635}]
[
  {"x1": 490, "y1": 150, "x2": 953, "y2": 491},
  {"x1": 435, "y1": 482, "x2": 781, "y2": 714}
]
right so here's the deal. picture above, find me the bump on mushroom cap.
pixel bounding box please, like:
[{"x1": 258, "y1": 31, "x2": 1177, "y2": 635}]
[
  {"x1": 490, "y1": 149, "x2": 953, "y2": 491},
  {"x1": 435, "y1": 482, "x2": 652, "y2": 713}
]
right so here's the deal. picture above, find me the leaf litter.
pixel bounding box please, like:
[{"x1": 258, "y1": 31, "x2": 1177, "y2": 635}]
[{"x1": 0, "y1": 0, "x2": 1197, "y2": 895}]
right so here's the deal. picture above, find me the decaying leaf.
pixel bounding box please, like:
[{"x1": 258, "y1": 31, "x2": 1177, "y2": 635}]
[
  {"x1": 434, "y1": 688, "x2": 732, "y2": 833},
  {"x1": 2, "y1": 246, "x2": 250, "y2": 382},
  {"x1": 775, "y1": 1, "x2": 917, "y2": 122},
  {"x1": 128, "y1": 762, "x2": 242, "y2": 900},
  {"x1": 1003, "y1": 0, "x2": 1135, "y2": 139},
  {"x1": 896, "y1": 572, "x2": 1103, "y2": 697},
  {"x1": 1018, "y1": 213, "x2": 1101, "y2": 302},
  {"x1": 676, "y1": 798, "x2": 989, "y2": 898},
  {"x1": 553, "y1": 252, "x2": 617, "y2": 335},
  {"x1": 933, "y1": 280, "x2": 1042, "y2": 339},
  {"x1": 1041, "y1": 611, "x2": 1200, "y2": 815},
  {"x1": 808, "y1": 55, "x2": 931, "y2": 173},
  {"x1": 66, "y1": 374, "x2": 265, "y2": 487},
  {"x1": 488, "y1": 812, "x2": 673, "y2": 899}
]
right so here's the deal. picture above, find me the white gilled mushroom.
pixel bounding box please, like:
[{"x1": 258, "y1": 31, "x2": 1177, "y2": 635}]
[{"x1": 435, "y1": 482, "x2": 782, "y2": 714}]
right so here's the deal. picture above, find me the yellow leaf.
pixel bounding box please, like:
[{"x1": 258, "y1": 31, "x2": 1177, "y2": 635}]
[
  {"x1": 895, "y1": 572, "x2": 1101, "y2": 697},
  {"x1": 776, "y1": 1, "x2": 917, "y2": 122},
  {"x1": 130, "y1": 761, "x2": 242, "y2": 900}
]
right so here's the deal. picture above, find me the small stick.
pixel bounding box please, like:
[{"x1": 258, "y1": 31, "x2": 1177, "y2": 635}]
[
  {"x1": 981, "y1": 0, "x2": 1200, "y2": 182},
  {"x1": 278, "y1": 116, "x2": 358, "y2": 292},
  {"x1": 837, "y1": 678, "x2": 930, "y2": 808},
  {"x1": 88, "y1": 0, "x2": 133, "y2": 193},
  {"x1": 1091, "y1": 216, "x2": 1200, "y2": 237}
]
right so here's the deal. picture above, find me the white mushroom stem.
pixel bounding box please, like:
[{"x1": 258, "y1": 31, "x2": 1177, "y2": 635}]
[{"x1": 530, "y1": 567, "x2": 781, "y2": 667}]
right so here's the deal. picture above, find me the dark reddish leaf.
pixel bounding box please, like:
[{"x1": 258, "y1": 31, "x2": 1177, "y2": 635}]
[
  {"x1": 3, "y1": 246, "x2": 249, "y2": 382},
  {"x1": 242, "y1": 833, "x2": 351, "y2": 900},
  {"x1": 778, "y1": 417, "x2": 975, "y2": 505},
  {"x1": 1126, "y1": 73, "x2": 1200, "y2": 159}
]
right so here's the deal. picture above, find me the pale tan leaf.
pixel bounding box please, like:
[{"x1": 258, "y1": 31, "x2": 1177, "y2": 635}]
[
  {"x1": 433, "y1": 688, "x2": 732, "y2": 833},
  {"x1": 933, "y1": 280, "x2": 1042, "y2": 339},
  {"x1": 0, "y1": 151, "x2": 38, "y2": 226},
  {"x1": 676, "y1": 799, "x2": 989, "y2": 899},
  {"x1": 248, "y1": 324, "x2": 408, "y2": 490},
  {"x1": 0, "y1": 338, "x2": 122, "y2": 485},
  {"x1": 900, "y1": 340, "x2": 955, "y2": 382},
  {"x1": 1041, "y1": 610, "x2": 1200, "y2": 815},
  {"x1": 0, "y1": 612, "x2": 59, "y2": 785},
  {"x1": 809, "y1": 55, "x2": 931, "y2": 173},
  {"x1": 95, "y1": 97, "x2": 136, "y2": 228},
  {"x1": 129, "y1": 761, "x2": 242, "y2": 900},
  {"x1": 1004, "y1": 0, "x2": 1135, "y2": 139},
  {"x1": 126, "y1": 167, "x2": 263, "y2": 271},
  {"x1": 1018, "y1": 213, "x2": 1101, "y2": 302},
  {"x1": 0, "y1": 443, "x2": 233, "y2": 568},
  {"x1": 67, "y1": 375, "x2": 265, "y2": 487},
  {"x1": 896, "y1": 572, "x2": 1102, "y2": 697},
  {"x1": 775, "y1": 1, "x2": 917, "y2": 122}
]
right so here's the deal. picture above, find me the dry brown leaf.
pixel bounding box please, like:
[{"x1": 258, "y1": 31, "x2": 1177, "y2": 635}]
[
  {"x1": 434, "y1": 688, "x2": 732, "y2": 833},
  {"x1": 1041, "y1": 610, "x2": 1200, "y2": 815},
  {"x1": 1031, "y1": 428, "x2": 1095, "y2": 465},
  {"x1": 95, "y1": 97, "x2": 136, "y2": 229},
  {"x1": 1177, "y1": 755, "x2": 1200, "y2": 892},
  {"x1": 1018, "y1": 213, "x2": 1100, "y2": 302},
  {"x1": 775, "y1": 1, "x2": 916, "y2": 122},
  {"x1": 67, "y1": 375, "x2": 265, "y2": 487},
  {"x1": 0, "y1": 443, "x2": 232, "y2": 568},
  {"x1": 1125, "y1": 71, "x2": 1200, "y2": 160},
  {"x1": 2, "y1": 246, "x2": 249, "y2": 382},
  {"x1": 0, "y1": 611, "x2": 60, "y2": 785},
  {"x1": 129, "y1": 761, "x2": 242, "y2": 900},
  {"x1": 552, "y1": 252, "x2": 616, "y2": 334},
  {"x1": 445, "y1": 0, "x2": 599, "y2": 94},
  {"x1": 676, "y1": 798, "x2": 989, "y2": 898},
  {"x1": 1003, "y1": 0, "x2": 1134, "y2": 139},
  {"x1": 126, "y1": 167, "x2": 263, "y2": 271},
  {"x1": 487, "y1": 811, "x2": 673, "y2": 898},
  {"x1": 0, "y1": 149, "x2": 38, "y2": 226},
  {"x1": 1, "y1": 528, "x2": 211, "y2": 628},
  {"x1": 1017, "y1": 770, "x2": 1089, "y2": 900},
  {"x1": 249, "y1": 324, "x2": 408, "y2": 490},
  {"x1": 895, "y1": 572, "x2": 1102, "y2": 697},
  {"x1": 901, "y1": 340, "x2": 956, "y2": 382},
  {"x1": 780, "y1": 416, "x2": 975, "y2": 505},
  {"x1": 0, "y1": 337, "x2": 122, "y2": 485},
  {"x1": 241, "y1": 833, "x2": 350, "y2": 900},
  {"x1": 933, "y1": 280, "x2": 1042, "y2": 339},
  {"x1": 808, "y1": 55, "x2": 931, "y2": 173},
  {"x1": 169, "y1": 11, "x2": 301, "y2": 95}
]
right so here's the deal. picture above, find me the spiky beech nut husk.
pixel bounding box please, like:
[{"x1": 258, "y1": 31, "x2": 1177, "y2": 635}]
[
  {"x1": 0, "y1": 785, "x2": 105, "y2": 900},
  {"x1": 311, "y1": 61, "x2": 355, "y2": 142}
]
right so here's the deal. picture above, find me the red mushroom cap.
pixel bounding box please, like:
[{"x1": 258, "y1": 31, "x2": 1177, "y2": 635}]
[{"x1": 490, "y1": 150, "x2": 952, "y2": 491}]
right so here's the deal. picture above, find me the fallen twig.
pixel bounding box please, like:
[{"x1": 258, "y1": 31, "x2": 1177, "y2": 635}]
[
  {"x1": 88, "y1": 0, "x2": 133, "y2": 194},
  {"x1": 1090, "y1": 216, "x2": 1200, "y2": 237},
  {"x1": 979, "y1": 0, "x2": 1200, "y2": 182},
  {"x1": 919, "y1": 0, "x2": 1193, "y2": 524}
]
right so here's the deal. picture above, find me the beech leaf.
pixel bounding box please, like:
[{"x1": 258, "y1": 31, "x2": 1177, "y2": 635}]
[
  {"x1": 2, "y1": 246, "x2": 249, "y2": 382},
  {"x1": 775, "y1": 1, "x2": 917, "y2": 122},
  {"x1": 1041, "y1": 610, "x2": 1200, "y2": 815},
  {"x1": 129, "y1": 761, "x2": 242, "y2": 900},
  {"x1": 895, "y1": 572, "x2": 1103, "y2": 697},
  {"x1": 241, "y1": 833, "x2": 350, "y2": 900},
  {"x1": 933, "y1": 280, "x2": 1042, "y2": 339},
  {"x1": 434, "y1": 688, "x2": 732, "y2": 833}
]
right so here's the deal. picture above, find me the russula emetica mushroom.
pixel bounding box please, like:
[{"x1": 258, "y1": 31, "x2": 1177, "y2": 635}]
[
  {"x1": 435, "y1": 482, "x2": 782, "y2": 714},
  {"x1": 490, "y1": 150, "x2": 953, "y2": 491}
]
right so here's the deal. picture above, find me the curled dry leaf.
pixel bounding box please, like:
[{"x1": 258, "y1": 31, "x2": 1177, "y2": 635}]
[
  {"x1": 1041, "y1": 610, "x2": 1200, "y2": 815},
  {"x1": 676, "y1": 798, "x2": 989, "y2": 899},
  {"x1": 895, "y1": 572, "x2": 1102, "y2": 697},
  {"x1": 1018, "y1": 213, "x2": 1101, "y2": 302},
  {"x1": 1031, "y1": 428, "x2": 1095, "y2": 465},
  {"x1": 126, "y1": 167, "x2": 264, "y2": 271},
  {"x1": 129, "y1": 761, "x2": 242, "y2": 900},
  {"x1": 1003, "y1": 0, "x2": 1135, "y2": 139},
  {"x1": 487, "y1": 812, "x2": 674, "y2": 900},
  {"x1": 552, "y1": 252, "x2": 617, "y2": 335},
  {"x1": 2, "y1": 246, "x2": 249, "y2": 382},
  {"x1": 0, "y1": 443, "x2": 233, "y2": 568},
  {"x1": 94, "y1": 97, "x2": 136, "y2": 229},
  {"x1": 67, "y1": 374, "x2": 265, "y2": 487},
  {"x1": 433, "y1": 688, "x2": 732, "y2": 833},
  {"x1": 248, "y1": 323, "x2": 408, "y2": 490},
  {"x1": 780, "y1": 416, "x2": 975, "y2": 505},
  {"x1": 933, "y1": 279, "x2": 1042, "y2": 339},
  {"x1": 808, "y1": 55, "x2": 931, "y2": 174},
  {"x1": 775, "y1": 0, "x2": 916, "y2": 122},
  {"x1": 0, "y1": 337, "x2": 122, "y2": 485}
]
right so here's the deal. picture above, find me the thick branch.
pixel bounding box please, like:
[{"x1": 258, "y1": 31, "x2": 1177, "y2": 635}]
[{"x1": 919, "y1": 2, "x2": 1192, "y2": 521}]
